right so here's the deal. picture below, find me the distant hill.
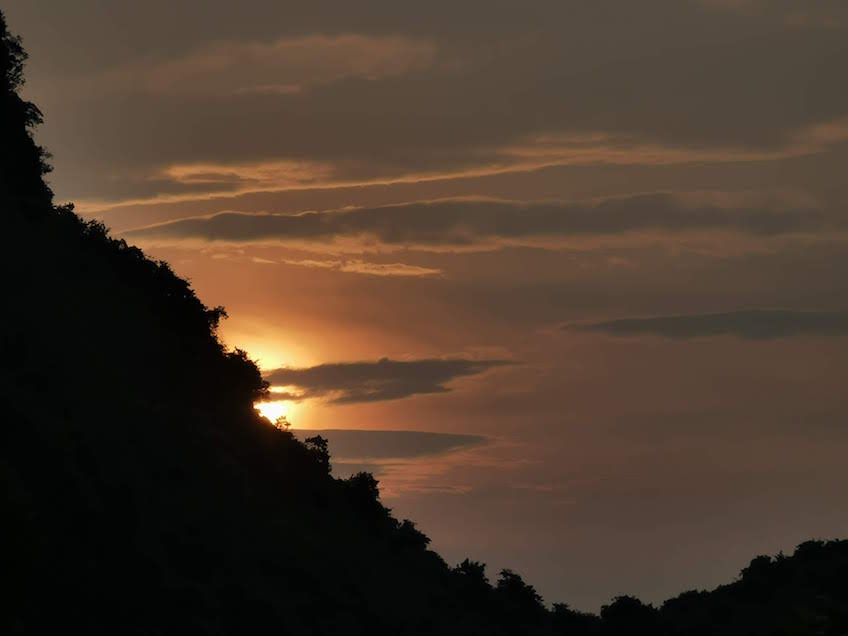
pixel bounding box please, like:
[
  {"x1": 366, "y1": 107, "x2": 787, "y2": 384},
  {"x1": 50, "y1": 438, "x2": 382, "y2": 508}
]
[{"x1": 2, "y1": 11, "x2": 847, "y2": 635}]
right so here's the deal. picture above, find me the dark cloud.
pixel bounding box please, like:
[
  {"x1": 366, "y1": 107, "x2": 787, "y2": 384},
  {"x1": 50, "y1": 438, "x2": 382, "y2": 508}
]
[
  {"x1": 289, "y1": 429, "x2": 485, "y2": 487},
  {"x1": 263, "y1": 357, "x2": 511, "y2": 404},
  {"x1": 571, "y1": 309, "x2": 848, "y2": 340},
  {"x1": 126, "y1": 194, "x2": 824, "y2": 246},
  {"x1": 291, "y1": 428, "x2": 486, "y2": 461}
]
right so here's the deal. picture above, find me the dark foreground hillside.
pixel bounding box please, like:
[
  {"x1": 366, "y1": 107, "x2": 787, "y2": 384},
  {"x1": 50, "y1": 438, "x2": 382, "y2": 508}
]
[{"x1": 2, "y1": 12, "x2": 847, "y2": 635}]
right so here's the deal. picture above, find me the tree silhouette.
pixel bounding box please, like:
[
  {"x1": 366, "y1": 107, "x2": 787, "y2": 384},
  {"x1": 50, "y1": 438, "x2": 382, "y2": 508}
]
[
  {"x1": 496, "y1": 568, "x2": 547, "y2": 631},
  {"x1": 600, "y1": 596, "x2": 659, "y2": 636},
  {"x1": 0, "y1": 11, "x2": 52, "y2": 215},
  {"x1": 305, "y1": 434, "x2": 331, "y2": 473}
]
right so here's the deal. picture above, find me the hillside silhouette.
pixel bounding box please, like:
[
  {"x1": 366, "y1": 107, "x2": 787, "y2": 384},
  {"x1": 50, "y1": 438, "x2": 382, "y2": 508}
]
[{"x1": 2, "y1": 12, "x2": 847, "y2": 635}]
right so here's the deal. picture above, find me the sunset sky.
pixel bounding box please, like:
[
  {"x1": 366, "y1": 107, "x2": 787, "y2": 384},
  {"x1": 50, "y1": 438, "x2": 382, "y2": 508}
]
[{"x1": 7, "y1": 1, "x2": 848, "y2": 610}]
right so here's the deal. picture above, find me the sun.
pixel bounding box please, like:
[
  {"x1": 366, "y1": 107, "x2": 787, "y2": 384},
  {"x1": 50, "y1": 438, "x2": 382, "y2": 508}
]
[
  {"x1": 254, "y1": 384, "x2": 305, "y2": 428},
  {"x1": 255, "y1": 400, "x2": 291, "y2": 426}
]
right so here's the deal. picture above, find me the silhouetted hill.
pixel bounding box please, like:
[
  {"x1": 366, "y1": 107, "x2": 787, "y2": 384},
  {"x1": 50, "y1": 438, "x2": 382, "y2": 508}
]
[{"x1": 2, "y1": 12, "x2": 847, "y2": 635}]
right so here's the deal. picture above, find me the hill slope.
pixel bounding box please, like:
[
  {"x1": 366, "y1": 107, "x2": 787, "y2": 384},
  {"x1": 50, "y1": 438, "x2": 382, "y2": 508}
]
[{"x1": 2, "y1": 11, "x2": 847, "y2": 635}]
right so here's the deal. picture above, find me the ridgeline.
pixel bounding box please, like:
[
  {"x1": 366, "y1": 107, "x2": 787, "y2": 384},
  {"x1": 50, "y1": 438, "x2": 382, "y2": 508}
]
[{"x1": 2, "y1": 12, "x2": 847, "y2": 635}]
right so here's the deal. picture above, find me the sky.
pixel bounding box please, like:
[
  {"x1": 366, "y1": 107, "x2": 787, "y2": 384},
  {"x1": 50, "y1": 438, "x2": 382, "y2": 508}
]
[{"x1": 6, "y1": 0, "x2": 848, "y2": 610}]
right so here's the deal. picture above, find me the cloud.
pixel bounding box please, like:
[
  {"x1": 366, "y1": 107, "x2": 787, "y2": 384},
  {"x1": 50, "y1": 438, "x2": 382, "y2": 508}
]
[
  {"x1": 291, "y1": 429, "x2": 486, "y2": 462},
  {"x1": 282, "y1": 258, "x2": 441, "y2": 277},
  {"x1": 21, "y1": 1, "x2": 848, "y2": 212},
  {"x1": 288, "y1": 429, "x2": 486, "y2": 495},
  {"x1": 700, "y1": 0, "x2": 846, "y2": 27},
  {"x1": 263, "y1": 357, "x2": 511, "y2": 404},
  {"x1": 569, "y1": 309, "x2": 848, "y2": 340},
  {"x1": 339, "y1": 260, "x2": 441, "y2": 277},
  {"x1": 70, "y1": 34, "x2": 438, "y2": 98},
  {"x1": 125, "y1": 193, "x2": 826, "y2": 250},
  {"x1": 76, "y1": 119, "x2": 848, "y2": 214}
]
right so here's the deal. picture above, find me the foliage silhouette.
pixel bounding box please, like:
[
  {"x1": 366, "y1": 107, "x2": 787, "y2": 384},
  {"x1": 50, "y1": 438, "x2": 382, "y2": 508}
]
[
  {"x1": 0, "y1": 11, "x2": 52, "y2": 216},
  {"x1": 2, "y1": 11, "x2": 847, "y2": 635}
]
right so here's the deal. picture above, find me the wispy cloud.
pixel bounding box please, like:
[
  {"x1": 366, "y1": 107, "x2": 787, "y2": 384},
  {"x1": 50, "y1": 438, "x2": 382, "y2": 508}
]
[
  {"x1": 700, "y1": 0, "x2": 846, "y2": 28},
  {"x1": 292, "y1": 429, "x2": 486, "y2": 462},
  {"x1": 289, "y1": 429, "x2": 490, "y2": 497},
  {"x1": 68, "y1": 34, "x2": 438, "y2": 99},
  {"x1": 282, "y1": 258, "x2": 441, "y2": 277},
  {"x1": 79, "y1": 117, "x2": 848, "y2": 215},
  {"x1": 263, "y1": 357, "x2": 512, "y2": 404},
  {"x1": 125, "y1": 193, "x2": 827, "y2": 251},
  {"x1": 569, "y1": 309, "x2": 848, "y2": 340}
]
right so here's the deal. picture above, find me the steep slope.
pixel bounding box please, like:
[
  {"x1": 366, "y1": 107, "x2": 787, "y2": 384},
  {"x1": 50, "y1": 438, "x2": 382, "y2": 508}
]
[{"x1": 0, "y1": 12, "x2": 469, "y2": 634}]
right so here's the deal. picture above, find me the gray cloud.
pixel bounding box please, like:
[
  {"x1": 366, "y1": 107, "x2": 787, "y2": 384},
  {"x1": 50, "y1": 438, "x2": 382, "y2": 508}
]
[
  {"x1": 571, "y1": 309, "x2": 848, "y2": 339},
  {"x1": 263, "y1": 357, "x2": 511, "y2": 404},
  {"x1": 108, "y1": 35, "x2": 436, "y2": 98},
  {"x1": 289, "y1": 429, "x2": 486, "y2": 488},
  {"x1": 126, "y1": 194, "x2": 824, "y2": 247},
  {"x1": 291, "y1": 428, "x2": 486, "y2": 461}
]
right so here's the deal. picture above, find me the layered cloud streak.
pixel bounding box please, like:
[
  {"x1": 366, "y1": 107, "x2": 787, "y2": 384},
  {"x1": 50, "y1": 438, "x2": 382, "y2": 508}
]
[
  {"x1": 263, "y1": 357, "x2": 511, "y2": 404},
  {"x1": 571, "y1": 309, "x2": 848, "y2": 340},
  {"x1": 126, "y1": 193, "x2": 829, "y2": 251}
]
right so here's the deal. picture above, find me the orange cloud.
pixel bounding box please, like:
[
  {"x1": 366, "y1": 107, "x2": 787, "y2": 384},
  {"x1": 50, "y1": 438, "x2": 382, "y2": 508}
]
[{"x1": 280, "y1": 257, "x2": 441, "y2": 277}]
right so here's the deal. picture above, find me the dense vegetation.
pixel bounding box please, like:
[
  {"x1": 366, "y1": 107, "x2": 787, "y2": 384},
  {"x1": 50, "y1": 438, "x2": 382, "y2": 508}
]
[{"x1": 2, "y1": 11, "x2": 847, "y2": 634}]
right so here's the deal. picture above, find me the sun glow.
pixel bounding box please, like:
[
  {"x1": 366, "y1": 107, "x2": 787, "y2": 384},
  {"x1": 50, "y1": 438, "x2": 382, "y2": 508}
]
[{"x1": 255, "y1": 400, "x2": 293, "y2": 427}]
